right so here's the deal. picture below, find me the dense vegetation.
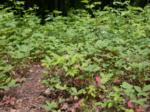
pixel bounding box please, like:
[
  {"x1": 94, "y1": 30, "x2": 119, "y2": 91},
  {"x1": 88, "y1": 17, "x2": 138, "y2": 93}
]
[
  {"x1": 0, "y1": 0, "x2": 150, "y2": 112},
  {"x1": 0, "y1": 0, "x2": 149, "y2": 18}
]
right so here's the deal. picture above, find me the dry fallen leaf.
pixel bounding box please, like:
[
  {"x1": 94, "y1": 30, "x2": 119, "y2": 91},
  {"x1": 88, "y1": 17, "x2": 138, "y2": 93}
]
[
  {"x1": 135, "y1": 106, "x2": 144, "y2": 112},
  {"x1": 127, "y1": 100, "x2": 134, "y2": 109},
  {"x1": 95, "y1": 75, "x2": 101, "y2": 86},
  {"x1": 2, "y1": 96, "x2": 16, "y2": 106},
  {"x1": 60, "y1": 103, "x2": 69, "y2": 110},
  {"x1": 10, "y1": 109, "x2": 19, "y2": 112}
]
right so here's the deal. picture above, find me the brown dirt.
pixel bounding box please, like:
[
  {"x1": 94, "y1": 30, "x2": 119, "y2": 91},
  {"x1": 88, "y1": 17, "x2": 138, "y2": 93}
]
[{"x1": 0, "y1": 63, "x2": 47, "y2": 112}]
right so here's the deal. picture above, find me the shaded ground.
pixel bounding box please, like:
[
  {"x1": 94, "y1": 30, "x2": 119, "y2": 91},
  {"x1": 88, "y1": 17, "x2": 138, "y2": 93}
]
[
  {"x1": 0, "y1": 63, "x2": 47, "y2": 112},
  {"x1": 0, "y1": 62, "x2": 149, "y2": 112}
]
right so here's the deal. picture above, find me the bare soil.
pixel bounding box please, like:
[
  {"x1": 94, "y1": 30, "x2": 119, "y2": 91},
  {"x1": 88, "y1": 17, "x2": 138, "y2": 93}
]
[{"x1": 0, "y1": 63, "x2": 47, "y2": 112}]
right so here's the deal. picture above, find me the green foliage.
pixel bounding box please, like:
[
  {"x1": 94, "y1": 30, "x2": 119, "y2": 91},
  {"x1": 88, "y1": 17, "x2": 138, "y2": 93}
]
[
  {"x1": 0, "y1": 60, "x2": 16, "y2": 90},
  {"x1": 0, "y1": 4, "x2": 150, "y2": 111},
  {"x1": 42, "y1": 101, "x2": 58, "y2": 112},
  {"x1": 121, "y1": 82, "x2": 150, "y2": 106},
  {"x1": 41, "y1": 6, "x2": 150, "y2": 111}
]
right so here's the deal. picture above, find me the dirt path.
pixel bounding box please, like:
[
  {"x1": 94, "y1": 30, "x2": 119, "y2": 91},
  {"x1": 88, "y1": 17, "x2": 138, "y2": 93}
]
[{"x1": 0, "y1": 63, "x2": 47, "y2": 112}]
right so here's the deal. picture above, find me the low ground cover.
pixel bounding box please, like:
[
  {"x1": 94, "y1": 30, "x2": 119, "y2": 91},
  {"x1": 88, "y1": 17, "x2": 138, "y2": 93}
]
[{"x1": 0, "y1": 5, "x2": 150, "y2": 111}]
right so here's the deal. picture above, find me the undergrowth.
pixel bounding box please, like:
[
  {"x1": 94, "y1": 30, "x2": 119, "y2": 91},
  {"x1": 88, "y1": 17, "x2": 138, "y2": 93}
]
[{"x1": 0, "y1": 5, "x2": 150, "y2": 112}]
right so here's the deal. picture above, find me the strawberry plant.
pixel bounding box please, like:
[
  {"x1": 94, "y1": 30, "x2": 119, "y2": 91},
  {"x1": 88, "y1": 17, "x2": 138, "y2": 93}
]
[
  {"x1": 0, "y1": 3, "x2": 150, "y2": 111},
  {"x1": 0, "y1": 60, "x2": 16, "y2": 90},
  {"x1": 41, "y1": 5, "x2": 150, "y2": 111}
]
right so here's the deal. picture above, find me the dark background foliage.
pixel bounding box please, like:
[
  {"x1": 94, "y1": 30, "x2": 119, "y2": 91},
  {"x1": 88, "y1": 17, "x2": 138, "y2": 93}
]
[
  {"x1": 0, "y1": 0, "x2": 149, "y2": 23},
  {"x1": 1, "y1": 0, "x2": 149, "y2": 12}
]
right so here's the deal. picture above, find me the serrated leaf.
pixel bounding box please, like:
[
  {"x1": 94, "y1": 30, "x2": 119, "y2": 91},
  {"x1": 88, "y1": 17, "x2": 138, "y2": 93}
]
[
  {"x1": 134, "y1": 86, "x2": 142, "y2": 92},
  {"x1": 143, "y1": 85, "x2": 150, "y2": 92},
  {"x1": 84, "y1": 64, "x2": 99, "y2": 72},
  {"x1": 43, "y1": 101, "x2": 58, "y2": 111}
]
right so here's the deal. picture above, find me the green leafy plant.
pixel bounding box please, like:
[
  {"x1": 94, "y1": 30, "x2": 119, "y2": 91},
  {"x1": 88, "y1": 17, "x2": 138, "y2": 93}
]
[
  {"x1": 42, "y1": 101, "x2": 58, "y2": 112},
  {"x1": 0, "y1": 60, "x2": 16, "y2": 90},
  {"x1": 0, "y1": 3, "x2": 149, "y2": 111},
  {"x1": 121, "y1": 82, "x2": 150, "y2": 106}
]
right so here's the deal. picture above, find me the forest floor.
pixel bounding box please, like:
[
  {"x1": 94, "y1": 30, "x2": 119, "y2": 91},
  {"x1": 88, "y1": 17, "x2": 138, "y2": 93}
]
[{"x1": 0, "y1": 63, "x2": 48, "y2": 112}]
